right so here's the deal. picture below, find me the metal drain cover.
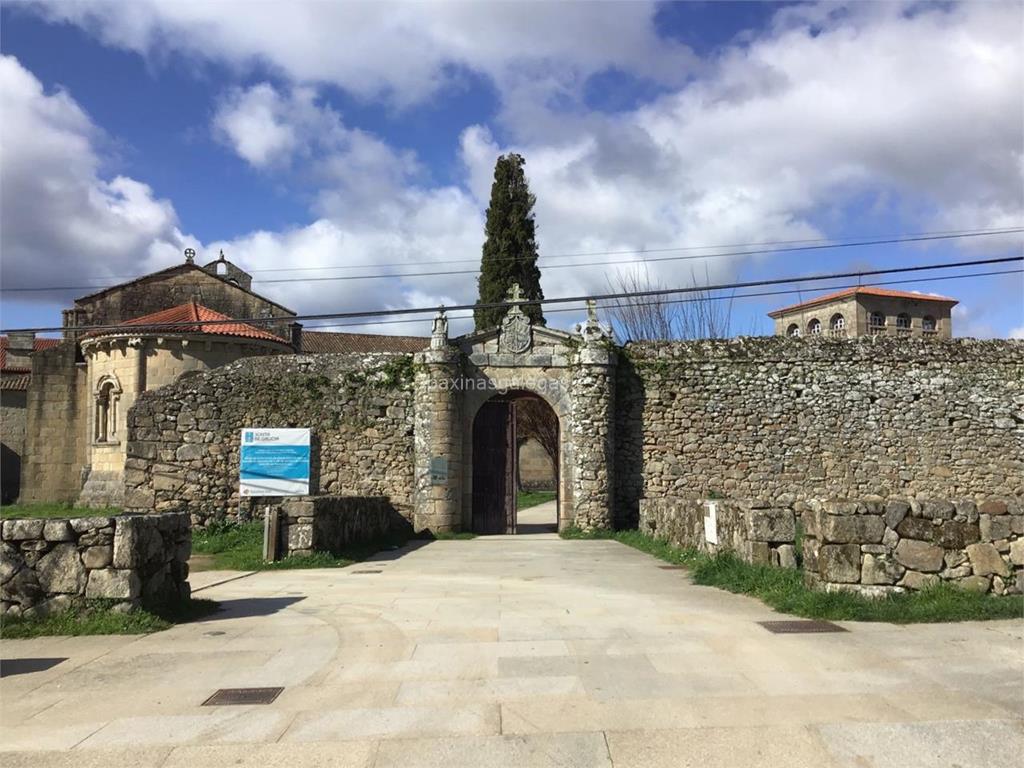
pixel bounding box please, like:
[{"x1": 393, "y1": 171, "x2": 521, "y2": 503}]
[
  {"x1": 351, "y1": 569, "x2": 383, "y2": 574},
  {"x1": 758, "y1": 620, "x2": 847, "y2": 634},
  {"x1": 202, "y1": 687, "x2": 283, "y2": 706},
  {"x1": 658, "y1": 565, "x2": 686, "y2": 570}
]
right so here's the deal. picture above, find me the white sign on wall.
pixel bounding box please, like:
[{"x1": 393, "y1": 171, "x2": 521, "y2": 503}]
[
  {"x1": 703, "y1": 501, "x2": 719, "y2": 545},
  {"x1": 239, "y1": 428, "x2": 310, "y2": 497}
]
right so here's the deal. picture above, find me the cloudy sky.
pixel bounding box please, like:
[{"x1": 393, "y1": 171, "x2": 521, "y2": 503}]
[{"x1": 1, "y1": 0, "x2": 1022, "y2": 338}]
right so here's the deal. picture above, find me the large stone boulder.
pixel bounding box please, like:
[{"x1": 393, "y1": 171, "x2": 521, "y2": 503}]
[
  {"x1": 821, "y1": 515, "x2": 885, "y2": 544},
  {"x1": 861, "y1": 553, "x2": 905, "y2": 585},
  {"x1": 894, "y1": 539, "x2": 943, "y2": 572},
  {"x1": 965, "y1": 543, "x2": 1010, "y2": 577},
  {"x1": 86, "y1": 569, "x2": 141, "y2": 600},
  {"x1": 745, "y1": 508, "x2": 795, "y2": 542},
  {"x1": 35, "y1": 544, "x2": 87, "y2": 594},
  {"x1": 818, "y1": 544, "x2": 860, "y2": 583}
]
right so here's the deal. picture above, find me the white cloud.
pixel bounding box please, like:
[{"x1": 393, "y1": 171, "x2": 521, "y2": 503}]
[
  {"x1": 30, "y1": 1, "x2": 696, "y2": 108},
  {"x1": 0, "y1": 54, "x2": 188, "y2": 294},
  {"x1": 1009, "y1": 326, "x2": 1024, "y2": 339}
]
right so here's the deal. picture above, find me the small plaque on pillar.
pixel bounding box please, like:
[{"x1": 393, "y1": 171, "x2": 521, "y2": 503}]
[{"x1": 429, "y1": 456, "x2": 448, "y2": 485}]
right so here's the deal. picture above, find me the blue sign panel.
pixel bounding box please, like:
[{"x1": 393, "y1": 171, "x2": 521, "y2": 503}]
[{"x1": 239, "y1": 428, "x2": 310, "y2": 496}]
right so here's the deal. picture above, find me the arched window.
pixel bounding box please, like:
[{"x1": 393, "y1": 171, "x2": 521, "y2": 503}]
[
  {"x1": 216, "y1": 262, "x2": 228, "y2": 275},
  {"x1": 896, "y1": 313, "x2": 911, "y2": 331},
  {"x1": 922, "y1": 315, "x2": 937, "y2": 333},
  {"x1": 869, "y1": 311, "x2": 886, "y2": 330},
  {"x1": 94, "y1": 376, "x2": 122, "y2": 443},
  {"x1": 808, "y1": 318, "x2": 822, "y2": 335},
  {"x1": 830, "y1": 313, "x2": 846, "y2": 337},
  {"x1": 787, "y1": 324, "x2": 800, "y2": 338}
]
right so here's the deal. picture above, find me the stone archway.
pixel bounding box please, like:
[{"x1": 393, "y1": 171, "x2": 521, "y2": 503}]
[
  {"x1": 412, "y1": 292, "x2": 617, "y2": 534},
  {"x1": 469, "y1": 390, "x2": 561, "y2": 535}
]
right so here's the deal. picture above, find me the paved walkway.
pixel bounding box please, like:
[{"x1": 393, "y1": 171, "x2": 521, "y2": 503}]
[{"x1": 2, "y1": 536, "x2": 1022, "y2": 767}]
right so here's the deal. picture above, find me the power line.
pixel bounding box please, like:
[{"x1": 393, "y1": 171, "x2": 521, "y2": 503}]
[
  {"x1": 3, "y1": 227, "x2": 1022, "y2": 293},
  {"x1": 299, "y1": 268, "x2": 1024, "y2": 332},
  {"x1": 3, "y1": 254, "x2": 1020, "y2": 335}
]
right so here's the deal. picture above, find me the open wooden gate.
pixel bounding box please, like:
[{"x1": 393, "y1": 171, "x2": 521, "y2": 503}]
[{"x1": 471, "y1": 400, "x2": 517, "y2": 534}]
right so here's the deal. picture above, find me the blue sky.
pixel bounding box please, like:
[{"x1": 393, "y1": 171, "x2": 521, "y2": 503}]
[{"x1": 1, "y1": 1, "x2": 1022, "y2": 338}]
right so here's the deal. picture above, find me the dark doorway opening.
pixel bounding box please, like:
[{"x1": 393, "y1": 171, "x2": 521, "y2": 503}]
[{"x1": 471, "y1": 392, "x2": 558, "y2": 535}]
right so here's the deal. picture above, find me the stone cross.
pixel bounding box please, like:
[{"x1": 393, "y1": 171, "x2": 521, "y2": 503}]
[{"x1": 506, "y1": 283, "x2": 524, "y2": 303}]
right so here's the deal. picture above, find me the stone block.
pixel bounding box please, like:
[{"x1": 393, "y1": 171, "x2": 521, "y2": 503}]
[
  {"x1": 36, "y1": 544, "x2": 87, "y2": 594},
  {"x1": 822, "y1": 500, "x2": 859, "y2": 516},
  {"x1": 896, "y1": 517, "x2": 936, "y2": 542},
  {"x1": 776, "y1": 544, "x2": 797, "y2": 569},
  {"x1": 746, "y1": 508, "x2": 795, "y2": 542},
  {"x1": 965, "y1": 542, "x2": 1010, "y2": 577},
  {"x1": 2, "y1": 519, "x2": 44, "y2": 540},
  {"x1": 894, "y1": 539, "x2": 943, "y2": 572},
  {"x1": 86, "y1": 569, "x2": 141, "y2": 600},
  {"x1": 978, "y1": 500, "x2": 1008, "y2": 516},
  {"x1": 920, "y1": 499, "x2": 955, "y2": 521},
  {"x1": 898, "y1": 571, "x2": 940, "y2": 591},
  {"x1": 821, "y1": 514, "x2": 885, "y2": 545},
  {"x1": 883, "y1": 501, "x2": 910, "y2": 529},
  {"x1": 861, "y1": 553, "x2": 905, "y2": 586},
  {"x1": 819, "y1": 544, "x2": 861, "y2": 583},
  {"x1": 958, "y1": 575, "x2": 992, "y2": 593},
  {"x1": 1009, "y1": 538, "x2": 1024, "y2": 566},
  {"x1": 82, "y1": 545, "x2": 113, "y2": 569},
  {"x1": 288, "y1": 523, "x2": 314, "y2": 552},
  {"x1": 43, "y1": 521, "x2": 74, "y2": 542},
  {"x1": 936, "y1": 521, "x2": 980, "y2": 549},
  {"x1": 979, "y1": 515, "x2": 1012, "y2": 542}
]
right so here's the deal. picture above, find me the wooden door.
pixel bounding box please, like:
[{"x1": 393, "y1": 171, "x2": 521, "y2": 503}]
[{"x1": 472, "y1": 400, "x2": 517, "y2": 534}]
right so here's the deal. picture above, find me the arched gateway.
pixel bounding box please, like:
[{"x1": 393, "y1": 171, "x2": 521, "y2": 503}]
[{"x1": 412, "y1": 291, "x2": 617, "y2": 534}]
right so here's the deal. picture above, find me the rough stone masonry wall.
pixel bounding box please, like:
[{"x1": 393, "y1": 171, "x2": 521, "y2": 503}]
[
  {"x1": 123, "y1": 354, "x2": 416, "y2": 526},
  {"x1": 1, "y1": 512, "x2": 190, "y2": 618},
  {"x1": 616, "y1": 337, "x2": 1024, "y2": 527},
  {"x1": 278, "y1": 496, "x2": 414, "y2": 558},
  {"x1": 639, "y1": 497, "x2": 797, "y2": 568},
  {"x1": 803, "y1": 497, "x2": 1023, "y2": 596}
]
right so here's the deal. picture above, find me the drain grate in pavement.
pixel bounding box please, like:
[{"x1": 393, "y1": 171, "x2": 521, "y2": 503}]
[
  {"x1": 202, "y1": 687, "x2": 284, "y2": 706},
  {"x1": 0, "y1": 658, "x2": 67, "y2": 678},
  {"x1": 758, "y1": 620, "x2": 847, "y2": 634},
  {"x1": 351, "y1": 569, "x2": 383, "y2": 574},
  {"x1": 658, "y1": 565, "x2": 686, "y2": 570}
]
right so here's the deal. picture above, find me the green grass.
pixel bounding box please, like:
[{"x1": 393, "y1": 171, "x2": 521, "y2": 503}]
[
  {"x1": 0, "y1": 598, "x2": 220, "y2": 639},
  {"x1": 192, "y1": 520, "x2": 414, "y2": 571},
  {"x1": 518, "y1": 490, "x2": 556, "y2": 510},
  {"x1": 561, "y1": 527, "x2": 1024, "y2": 623},
  {"x1": 1, "y1": 503, "x2": 121, "y2": 520},
  {"x1": 429, "y1": 530, "x2": 478, "y2": 540}
]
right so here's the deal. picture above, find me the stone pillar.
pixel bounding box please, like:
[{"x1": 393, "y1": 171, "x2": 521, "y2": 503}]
[
  {"x1": 412, "y1": 346, "x2": 462, "y2": 533},
  {"x1": 568, "y1": 339, "x2": 616, "y2": 530}
]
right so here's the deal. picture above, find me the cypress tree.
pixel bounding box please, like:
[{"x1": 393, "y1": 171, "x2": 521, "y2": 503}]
[{"x1": 474, "y1": 153, "x2": 545, "y2": 330}]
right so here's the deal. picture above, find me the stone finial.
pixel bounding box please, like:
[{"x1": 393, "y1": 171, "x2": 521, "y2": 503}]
[
  {"x1": 184, "y1": 247, "x2": 196, "y2": 264},
  {"x1": 506, "y1": 283, "x2": 524, "y2": 303},
  {"x1": 580, "y1": 298, "x2": 611, "y2": 344},
  {"x1": 430, "y1": 307, "x2": 449, "y2": 350}
]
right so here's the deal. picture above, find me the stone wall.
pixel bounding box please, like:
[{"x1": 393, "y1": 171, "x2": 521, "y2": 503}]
[
  {"x1": 639, "y1": 497, "x2": 797, "y2": 568},
  {"x1": 21, "y1": 342, "x2": 89, "y2": 504},
  {"x1": 123, "y1": 353, "x2": 416, "y2": 526},
  {"x1": 518, "y1": 437, "x2": 555, "y2": 491},
  {"x1": 1, "y1": 389, "x2": 27, "y2": 503},
  {"x1": 616, "y1": 337, "x2": 1024, "y2": 527},
  {"x1": 1, "y1": 512, "x2": 190, "y2": 618},
  {"x1": 803, "y1": 497, "x2": 1023, "y2": 596},
  {"x1": 277, "y1": 496, "x2": 414, "y2": 558}
]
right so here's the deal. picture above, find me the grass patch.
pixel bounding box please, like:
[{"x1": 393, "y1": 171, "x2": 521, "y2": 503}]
[
  {"x1": 1, "y1": 503, "x2": 121, "y2": 520},
  {"x1": 561, "y1": 527, "x2": 1024, "y2": 623},
  {"x1": 429, "y1": 530, "x2": 478, "y2": 540},
  {"x1": 518, "y1": 491, "x2": 556, "y2": 510},
  {"x1": 192, "y1": 520, "x2": 414, "y2": 571},
  {"x1": 0, "y1": 598, "x2": 220, "y2": 639}
]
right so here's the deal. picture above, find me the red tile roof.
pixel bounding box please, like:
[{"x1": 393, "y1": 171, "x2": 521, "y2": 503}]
[
  {"x1": 0, "y1": 336, "x2": 61, "y2": 372},
  {"x1": 301, "y1": 330, "x2": 428, "y2": 355},
  {"x1": 86, "y1": 300, "x2": 289, "y2": 345},
  {"x1": 768, "y1": 286, "x2": 958, "y2": 318}
]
